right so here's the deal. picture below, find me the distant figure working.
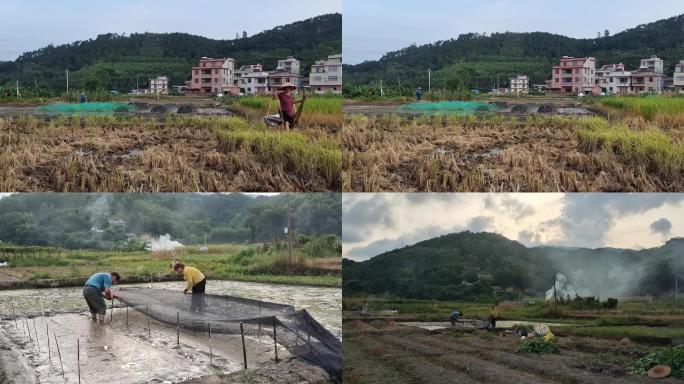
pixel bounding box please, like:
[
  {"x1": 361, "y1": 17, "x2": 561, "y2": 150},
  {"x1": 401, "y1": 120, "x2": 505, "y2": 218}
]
[
  {"x1": 79, "y1": 93, "x2": 87, "y2": 103},
  {"x1": 272, "y1": 82, "x2": 302, "y2": 130},
  {"x1": 489, "y1": 305, "x2": 499, "y2": 328},
  {"x1": 173, "y1": 261, "x2": 206, "y2": 312},
  {"x1": 83, "y1": 272, "x2": 120, "y2": 323},
  {"x1": 415, "y1": 86, "x2": 423, "y2": 101},
  {"x1": 449, "y1": 310, "x2": 462, "y2": 326}
]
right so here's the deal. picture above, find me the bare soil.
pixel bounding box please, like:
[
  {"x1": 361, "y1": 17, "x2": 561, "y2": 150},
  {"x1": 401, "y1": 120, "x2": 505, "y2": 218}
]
[{"x1": 343, "y1": 320, "x2": 683, "y2": 384}]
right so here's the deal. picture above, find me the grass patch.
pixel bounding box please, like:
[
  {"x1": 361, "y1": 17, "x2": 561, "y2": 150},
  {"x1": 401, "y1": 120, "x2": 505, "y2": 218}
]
[
  {"x1": 601, "y1": 96, "x2": 684, "y2": 121},
  {"x1": 558, "y1": 325, "x2": 684, "y2": 339},
  {"x1": 517, "y1": 338, "x2": 560, "y2": 354},
  {"x1": 577, "y1": 117, "x2": 684, "y2": 178},
  {"x1": 629, "y1": 347, "x2": 684, "y2": 379},
  {"x1": 215, "y1": 122, "x2": 341, "y2": 187}
]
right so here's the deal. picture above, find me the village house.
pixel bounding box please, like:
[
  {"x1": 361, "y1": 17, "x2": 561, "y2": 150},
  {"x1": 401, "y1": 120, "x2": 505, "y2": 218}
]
[
  {"x1": 309, "y1": 54, "x2": 342, "y2": 94},
  {"x1": 243, "y1": 70, "x2": 270, "y2": 95},
  {"x1": 549, "y1": 56, "x2": 599, "y2": 95},
  {"x1": 674, "y1": 60, "x2": 684, "y2": 93},
  {"x1": 187, "y1": 57, "x2": 239, "y2": 96},
  {"x1": 277, "y1": 56, "x2": 301, "y2": 75},
  {"x1": 630, "y1": 65, "x2": 664, "y2": 94},
  {"x1": 149, "y1": 75, "x2": 169, "y2": 94},
  {"x1": 509, "y1": 75, "x2": 529, "y2": 94},
  {"x1": 595, "y1": 63, "x2": 624, "y2": 94},
  {"x1": 604, "y1": 70, "x2": 632, "y2": 95}
]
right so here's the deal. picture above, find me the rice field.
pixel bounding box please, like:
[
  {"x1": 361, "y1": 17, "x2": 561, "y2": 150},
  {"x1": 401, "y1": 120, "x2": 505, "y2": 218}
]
[
  {"x1": 0, "y1": 107, "x2": 341, "y2": 191},
  {"x1": 342, "y1": 113, "x2": 683, "y2": 192}
]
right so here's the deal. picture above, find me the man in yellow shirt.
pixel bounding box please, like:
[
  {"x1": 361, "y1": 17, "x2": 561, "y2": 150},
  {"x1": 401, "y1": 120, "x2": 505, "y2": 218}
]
[{"x1": 173, "y1": 262, "x2": 206, "y2": 312}]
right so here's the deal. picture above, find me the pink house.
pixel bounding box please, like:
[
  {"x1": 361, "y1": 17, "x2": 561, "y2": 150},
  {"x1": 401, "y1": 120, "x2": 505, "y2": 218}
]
[
  {"x1": 549, "y1": 56, "x2": 599, "y2": 95},
  {"x1": 187, "y1": 57, "x2": 239, "y2": 96}
]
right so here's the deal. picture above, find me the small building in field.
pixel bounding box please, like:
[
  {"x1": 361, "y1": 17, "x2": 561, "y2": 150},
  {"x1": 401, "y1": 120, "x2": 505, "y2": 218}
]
[
  {"x1": 149, "y1": 76, "x2": 169, "y2": 94},
  {"x1": 509, "y1": 75, "x2": 529, "y2": 94},
  {"x1": 674, "y1": 60, "x2": 684, "y2": 93},
  {"x1": 309, "y1": 54, "x2": 342, "y2": 94}
]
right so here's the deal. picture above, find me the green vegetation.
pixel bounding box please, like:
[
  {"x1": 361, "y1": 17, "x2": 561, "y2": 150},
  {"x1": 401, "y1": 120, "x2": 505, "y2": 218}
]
[
  {"x1": 234, "y1": 95, "x2": 342, "y2": 115},
  {"x1": 517, "y1": 338, "x2": 560, "y2": 354},
  {"x1": 629, "y1": 348, "x2": 684, "y2": 379},
  {"x1": 1, "y1": 241, "x2": 341, "y2": 287},
  {"x1": 343, "y1": 232, "x2": 684, "y2": 300},
  {"x1": 215, "y1": 126, "x2": 341, "y2": 186},
  {"x1": 601, "y1": 96, "x2": 684, "y2": 120},
  {"x1": 577, "y1": 117, "x2": 684, "y2": 178},
  {"x1": 345, "y1": 14, "x2": 684, "y2": 91},
  {"x1": 0, "y1": 193, "x2": 341, "y2": 249},
  {"x1": 0, "y1": 14, "x2": 341, "y2": 94}
]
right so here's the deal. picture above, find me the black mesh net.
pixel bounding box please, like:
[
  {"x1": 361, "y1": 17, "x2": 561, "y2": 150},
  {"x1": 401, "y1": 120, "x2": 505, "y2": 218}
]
[{"x1": 115, "y1": 288, "x2": 341, "y2": 382}]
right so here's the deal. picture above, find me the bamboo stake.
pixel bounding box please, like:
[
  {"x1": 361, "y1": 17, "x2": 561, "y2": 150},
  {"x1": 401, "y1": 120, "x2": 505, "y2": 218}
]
[
  {"x1": 208, "y1": 323, "x2": 212, "y2": 365},
  {"x1": 176, "y1": 312, "x2": 180, "y2": 346},
  {"x1": 110, "y1": 298, "x2": 114, "y2": 322},
  {"x1": 273, "y1": 318, "x2": 278, "y2": 363},
  {"x1": 77, "y1": 338, "x2": 81, "y2": 384},
  {"x1": 46, "y1": 323, "x2": 51, "y2": 361},
  {"x1": 54, "y1": 332, "x2": 64, "y2": 376},
  {"x1": 146, "y1": 305, "x2": 151, "y2": 338},
  {"x1": 32, "y1": 317, "x2": 40, "y2": 352},
  {"x1": 240, "y1": 322, "x2": 247, "y2": 369}
]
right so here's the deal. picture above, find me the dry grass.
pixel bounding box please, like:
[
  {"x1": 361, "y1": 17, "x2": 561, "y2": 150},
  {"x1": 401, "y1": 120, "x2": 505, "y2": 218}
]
[
  {"x1": 0, "y1": 114, "x2": 340, "y2": 191},
  {"x1": 342, "y1": 114, "x2": 682, "y2": 192}
]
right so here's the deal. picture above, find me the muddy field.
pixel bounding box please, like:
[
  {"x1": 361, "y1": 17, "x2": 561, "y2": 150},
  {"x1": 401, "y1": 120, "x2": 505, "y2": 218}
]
[
  {"x1": 343, "y1": 320, "x2": 682, "y2": 384},
  {"x1": 342, "y1": 114, "x2": 679, "y2": 192},
  {"x1": 0, "y1": 281, "x2": 340, "y2": 384}
]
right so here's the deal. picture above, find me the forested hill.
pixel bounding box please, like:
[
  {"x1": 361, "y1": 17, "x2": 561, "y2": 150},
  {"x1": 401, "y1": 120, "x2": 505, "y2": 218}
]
[
  {"x1": 0, "y1": 13, "x2": 341, "y2": 93},
  {"x1": 342, "y1": 231, "x2": 684, "y2": 301},
  {"x1": 344, "y1": 14, "x2": 684, "y2": 91},
  {"x1": 0, "y1": 193, "x2": 341, "y2": 249}
]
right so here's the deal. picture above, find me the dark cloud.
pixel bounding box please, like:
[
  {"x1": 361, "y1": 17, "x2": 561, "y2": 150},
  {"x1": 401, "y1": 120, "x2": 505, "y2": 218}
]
[
  {"x1": 650, "y1": 218, "x2": 672, "y2": 238},
  {"x1": 468, "y1": 216, "x2": 494, "y2": 232},
  {"x1": 345, "y1": 224, "x2": 462, "y2": 261},
  {"x1": 556, "y1": 194, "x2": 684, "y2": 247},
  {"x1": 342, "y1": 194, "x2": 396, "y2": 243}
]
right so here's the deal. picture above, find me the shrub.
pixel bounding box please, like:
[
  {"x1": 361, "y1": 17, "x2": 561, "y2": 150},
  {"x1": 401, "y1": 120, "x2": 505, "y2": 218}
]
[{"x1": 517, "y1": 338, "x2": 560, "y2": 354}]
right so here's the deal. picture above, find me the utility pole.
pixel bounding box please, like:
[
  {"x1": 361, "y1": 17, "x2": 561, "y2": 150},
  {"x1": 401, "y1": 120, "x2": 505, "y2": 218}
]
[
  {"x1": 66, "y1": 69, "x2": 69, "y2": 94},
  {"x1": 428, "y1": 69, "x2": 431, "y2": 93},
  {"x1": 287, "y1": 194, "x2": 293, "y2": 263},
  {"x1": 16, "y1": 81, "x2": 21, "y2": 99},
  {"x1": 379, "y1": 79, "x2": 384, "y2": 97}
]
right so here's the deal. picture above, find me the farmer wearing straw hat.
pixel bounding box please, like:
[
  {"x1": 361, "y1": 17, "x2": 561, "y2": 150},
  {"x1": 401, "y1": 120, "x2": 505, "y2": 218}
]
[
  {"x1": 272, "y1": 82, "x2": 301, "y2": 129},
  {"x1": 172, "y1": 261, "x2": 206, "y2": 312}
]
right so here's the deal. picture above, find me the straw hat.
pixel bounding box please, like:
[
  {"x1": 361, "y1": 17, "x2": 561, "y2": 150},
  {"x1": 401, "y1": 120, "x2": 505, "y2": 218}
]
[
  {"x1": 280, "y1": 82, "x2": 297, "y2": 90},
  {"x1": 648, "y1": 365, "x2": 671, "y2": 379}
]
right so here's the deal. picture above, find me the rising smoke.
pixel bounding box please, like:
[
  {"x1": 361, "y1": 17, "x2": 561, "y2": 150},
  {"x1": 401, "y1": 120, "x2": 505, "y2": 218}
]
[{"x1": 146, "y1": 234, "x2": 184, "y2": 251}]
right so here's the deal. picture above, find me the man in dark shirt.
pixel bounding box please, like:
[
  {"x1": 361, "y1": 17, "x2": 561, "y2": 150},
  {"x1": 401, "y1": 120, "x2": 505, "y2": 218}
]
[{"x1": 272, "y1": 82, "x2": 300, "y2": 129}]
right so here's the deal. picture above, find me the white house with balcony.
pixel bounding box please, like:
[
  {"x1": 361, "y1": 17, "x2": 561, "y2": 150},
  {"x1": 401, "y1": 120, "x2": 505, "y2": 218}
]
[
  {"x1": 309, "y1": 54, "x2": 342, "y2": 94},
  {"x1": 149, "y1": 75, "x2": 169, "y2": 94},
  {"x1": 674, "y1": 60, "x2": 684, "y2": 94}
]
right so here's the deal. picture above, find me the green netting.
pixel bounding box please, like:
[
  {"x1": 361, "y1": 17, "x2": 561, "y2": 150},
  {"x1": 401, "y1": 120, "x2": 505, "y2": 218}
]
[
  {"x1": 398, "y1": 101, "x2": 496, "y2": 115},
  {"x1": 34, "y1": 102, "x2": 136, "y2": 115}
]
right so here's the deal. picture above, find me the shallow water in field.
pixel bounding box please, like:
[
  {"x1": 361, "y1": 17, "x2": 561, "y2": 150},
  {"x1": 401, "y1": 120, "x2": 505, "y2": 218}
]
[{"x1": 0, "y1": 281, "x2": 340, "y2": 384}]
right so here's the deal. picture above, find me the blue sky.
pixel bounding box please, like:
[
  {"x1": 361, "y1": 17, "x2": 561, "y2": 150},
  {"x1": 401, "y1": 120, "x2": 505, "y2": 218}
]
[
  {"x1": 343, "y1": 0, "x2": 684, "y2": 64},
  {"x1": 0, "y1": 0, "x2": 341, "y2": 61}
]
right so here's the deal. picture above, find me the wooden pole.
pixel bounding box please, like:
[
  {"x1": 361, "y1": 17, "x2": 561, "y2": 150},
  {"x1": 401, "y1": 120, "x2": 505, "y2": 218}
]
[
  {"x1": 126, "y1": 305, "x2": 129, "y2": 329},
  {"x1": 176, "y1": 312, "x2": 180, "y2": 346},
  {"x1": 46, "y1": 323, "x2": 51, "y2": 361},
  {"x1": 208, "y1": 323, "x2": 213, "y2": 365},
  {"x1": 240, "y1": 323, "x2": 247, "y2": 369},
  {"x1": 77, "y1": 338, "x2": 81, "y2": 384},
  {"x1": 110, "y1": 298, "x2": 114, "y2": 322},
  {"x1": 32, "y1": 317, "x2": 40, "y2": 352},
  {"x1": 147, "y1": 305, "x2": 151, "y2": 338},
  {"x1": 54, "y1": 333, "x2": 64, "y2": 376},
  {"x1": 273, "y1": 318, "x2": 278, "y2": 363}
]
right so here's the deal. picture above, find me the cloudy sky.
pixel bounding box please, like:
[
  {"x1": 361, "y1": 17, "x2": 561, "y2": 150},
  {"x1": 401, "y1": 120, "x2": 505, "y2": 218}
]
[
  {"x1": 343, "y1": 0, "x2": 684, "y2": 64},
  {"x1": 343, "y1": 193, "x2": 684, "y2": 261},
  {"x1": 0, "y1": 0, "x2": 341, "y2": 61}
]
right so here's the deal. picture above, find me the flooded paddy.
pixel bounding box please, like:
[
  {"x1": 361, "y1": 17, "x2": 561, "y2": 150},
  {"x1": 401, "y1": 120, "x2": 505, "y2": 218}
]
[{"x1": 0, "y1": 280, "x2": 340, "y2": 383}]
